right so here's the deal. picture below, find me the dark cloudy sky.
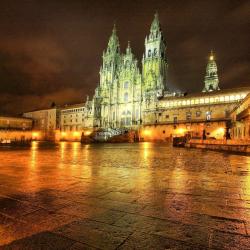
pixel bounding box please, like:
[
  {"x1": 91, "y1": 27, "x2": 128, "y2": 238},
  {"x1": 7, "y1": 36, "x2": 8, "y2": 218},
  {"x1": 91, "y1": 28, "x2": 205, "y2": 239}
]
[{"x1": 0, "y1": 0, "x2": 249, "y2": 115}]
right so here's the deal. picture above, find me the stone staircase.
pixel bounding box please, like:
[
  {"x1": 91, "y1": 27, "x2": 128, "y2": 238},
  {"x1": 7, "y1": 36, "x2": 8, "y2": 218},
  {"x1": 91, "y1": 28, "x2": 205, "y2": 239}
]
[{"x1": 94, "y1": 128, "x2": 126, "y2": 142}]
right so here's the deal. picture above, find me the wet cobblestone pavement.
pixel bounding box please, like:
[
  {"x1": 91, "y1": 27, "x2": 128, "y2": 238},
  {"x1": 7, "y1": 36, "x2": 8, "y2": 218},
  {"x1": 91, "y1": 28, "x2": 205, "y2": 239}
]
[{"x1": 0, "y1": 142, "x2": 250, "y2": 249}]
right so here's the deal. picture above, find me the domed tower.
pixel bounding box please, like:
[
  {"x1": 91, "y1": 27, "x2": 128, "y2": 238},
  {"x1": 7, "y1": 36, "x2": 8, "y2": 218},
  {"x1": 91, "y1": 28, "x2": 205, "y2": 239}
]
[{"x1": 203, "y1": 51, "x2": 220, "y2": 92}]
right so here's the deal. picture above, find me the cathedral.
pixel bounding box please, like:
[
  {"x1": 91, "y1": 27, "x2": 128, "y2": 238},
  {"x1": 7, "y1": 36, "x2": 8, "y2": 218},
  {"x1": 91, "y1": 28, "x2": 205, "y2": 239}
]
[
  {"x1": 91, "y1": 13, "x2": 168, "y2": 129},
  {"x1": 82, "y1": 13, "x2": 249, "y2": 140}
]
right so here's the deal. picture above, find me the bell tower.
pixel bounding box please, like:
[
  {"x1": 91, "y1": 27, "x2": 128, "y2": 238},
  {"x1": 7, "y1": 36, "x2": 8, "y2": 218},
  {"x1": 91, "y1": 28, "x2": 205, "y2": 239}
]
[
  {"x1": 203, "y1": 51, "x2": 220, "y2": 92},
  {"x1": 142, "y1": 13, "x2": 168, "y2": 97}
]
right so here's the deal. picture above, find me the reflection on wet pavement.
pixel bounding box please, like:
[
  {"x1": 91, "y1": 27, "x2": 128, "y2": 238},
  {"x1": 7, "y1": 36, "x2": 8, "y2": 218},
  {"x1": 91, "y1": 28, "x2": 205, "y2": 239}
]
[{"x1": 0, "y1": 141, "x2": 250, "y2": 249}]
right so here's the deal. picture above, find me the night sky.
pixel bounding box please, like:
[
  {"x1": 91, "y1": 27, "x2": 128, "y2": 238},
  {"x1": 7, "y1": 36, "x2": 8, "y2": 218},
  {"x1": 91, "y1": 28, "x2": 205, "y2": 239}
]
[{"x1": 0, "y1": 0, "x2": 249, "y2": 115}]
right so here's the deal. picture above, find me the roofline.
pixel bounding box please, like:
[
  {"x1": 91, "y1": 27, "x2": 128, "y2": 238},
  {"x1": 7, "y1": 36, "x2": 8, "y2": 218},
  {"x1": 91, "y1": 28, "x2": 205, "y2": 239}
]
[
  {"x1": 162, "y1": 87, "x2": 250, "y2": 100},
  {"x1": 0, "y1": 115, "x2": 33, "y2": 120}
]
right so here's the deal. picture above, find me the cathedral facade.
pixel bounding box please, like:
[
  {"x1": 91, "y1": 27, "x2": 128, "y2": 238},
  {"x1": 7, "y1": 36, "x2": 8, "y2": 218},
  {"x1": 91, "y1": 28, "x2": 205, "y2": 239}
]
[{"x1": 92, "y1": 13, "x2": 167, "y2": 129}]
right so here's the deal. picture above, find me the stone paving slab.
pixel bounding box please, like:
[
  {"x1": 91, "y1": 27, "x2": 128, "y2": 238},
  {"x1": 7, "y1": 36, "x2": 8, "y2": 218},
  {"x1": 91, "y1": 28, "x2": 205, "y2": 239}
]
[
  {"x1": 0, "y1": 197, "x2": 40, "y2": 219},
  {"x1": 0, "y1": 231, "x2": 77, "y2": 250},
  {"x1": 117, "y1": 232, "x2": 204, "y2": 250},
  {"x1": 54, "y1": 218, "x2": 133, "y2": 249}
]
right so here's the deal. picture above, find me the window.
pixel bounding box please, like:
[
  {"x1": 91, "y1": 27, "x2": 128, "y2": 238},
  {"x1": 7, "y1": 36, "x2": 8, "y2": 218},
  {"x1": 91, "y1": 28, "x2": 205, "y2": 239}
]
[
  {"x1": 206, "y1": 111, "x2": 211, "y2": 121},
  {"x1": 148, "y1": 50, "x2": 151, "y2": 57},
  {"x1": 186, "y1": 112, "x2": 191, "y2": 121},
  {"x1": 126, "y1": 117, "x2": 131, "y2": 126},
  {"x1": 196, "y1": 111, "x2": 201, "y2": 117},
  {"x1": 124, "y1": 92, "x2": 128, "y2": 102},
  {"x1": 135, "y1": 109, "x2": 139, "y2": 120},
  {"x1": 124, "y1": 82, "x2": 129, "y2": 89},
  {"x1": 163, "y1": 130, "x2": 165, "y2": 134},
  {"x1": 174, "y1": 117, "x2": 177, "y2": 123},
  {"x1": 154, "y1": 48, "x2": 157, "y2": 56},
  {"x1": 166, "y1": 115, "x2": 169, "y2": 119}
]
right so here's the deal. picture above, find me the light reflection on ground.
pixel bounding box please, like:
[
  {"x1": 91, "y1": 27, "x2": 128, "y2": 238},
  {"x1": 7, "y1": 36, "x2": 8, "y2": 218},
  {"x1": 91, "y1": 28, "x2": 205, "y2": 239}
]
[{"x1": 0, "y1": 142, "x2": 250, "y2": 249}]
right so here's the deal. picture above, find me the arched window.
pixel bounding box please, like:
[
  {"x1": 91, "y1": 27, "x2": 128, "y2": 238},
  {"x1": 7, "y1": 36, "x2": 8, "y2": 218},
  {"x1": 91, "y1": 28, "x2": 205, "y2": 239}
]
[
  {"x1": 206, "y1": 111, "x2": 211, "y2": 121},
  {"x1": 154, "y1": 48, "x2": 157, "y2": 56},
  {"x1": 124, "y1": 82, "x2": 129, "y2": 89},
  {"x1": 124, "y1": 92, "x2": 128, "y2": 102},
  {"x1": 148, "y1": 50, "x2": 151, "y2": 57}
]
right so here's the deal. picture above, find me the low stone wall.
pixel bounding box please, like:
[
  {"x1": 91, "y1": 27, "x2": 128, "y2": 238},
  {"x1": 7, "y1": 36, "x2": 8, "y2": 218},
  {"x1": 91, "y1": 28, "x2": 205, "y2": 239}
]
[{"x1": 186, "y1": 139, "x2": 250, "y2": 153}]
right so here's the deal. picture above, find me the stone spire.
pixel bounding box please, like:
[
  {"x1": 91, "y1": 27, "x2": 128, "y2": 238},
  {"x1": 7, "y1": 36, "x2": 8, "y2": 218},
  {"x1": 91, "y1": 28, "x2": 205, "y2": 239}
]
[
  {"x1": 126, "y1": 41, "x2": 131, "y2": 54},
  {"x1": 107, "y1": 24, "x2": 120, "y2": 53},
  {"x1": 203, "y1": 50, "x2": 220, "y2": 92},
  {"x1": 150, "y1": 12, "x2": 160, "y2": 33}
]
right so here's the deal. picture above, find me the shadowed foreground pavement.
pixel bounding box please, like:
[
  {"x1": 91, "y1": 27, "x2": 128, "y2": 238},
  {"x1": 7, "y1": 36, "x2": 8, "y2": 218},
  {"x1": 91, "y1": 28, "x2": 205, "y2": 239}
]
[{"x1": 0, "y1": 142, "x2": 250, "y2": 249}]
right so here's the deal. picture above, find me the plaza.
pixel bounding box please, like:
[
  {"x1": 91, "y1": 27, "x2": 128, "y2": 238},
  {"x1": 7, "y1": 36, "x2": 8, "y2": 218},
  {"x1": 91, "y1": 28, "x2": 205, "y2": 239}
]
[{"x1": 0, "y1": 142, "x2": 250, "y2": 249}]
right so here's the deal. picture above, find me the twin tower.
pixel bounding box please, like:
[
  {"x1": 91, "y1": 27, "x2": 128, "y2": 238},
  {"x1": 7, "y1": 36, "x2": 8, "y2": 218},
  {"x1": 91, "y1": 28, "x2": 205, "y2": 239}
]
[{"x1": 92, "y1": 13, "x2": 219, "y2": 129}]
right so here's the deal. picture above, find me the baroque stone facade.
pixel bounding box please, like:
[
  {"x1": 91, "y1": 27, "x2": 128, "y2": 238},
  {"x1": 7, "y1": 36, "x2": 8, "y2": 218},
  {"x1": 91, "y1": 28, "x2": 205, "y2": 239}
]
[{"x1": 92, "y1": 13, "x2": 167, "y2": 129}]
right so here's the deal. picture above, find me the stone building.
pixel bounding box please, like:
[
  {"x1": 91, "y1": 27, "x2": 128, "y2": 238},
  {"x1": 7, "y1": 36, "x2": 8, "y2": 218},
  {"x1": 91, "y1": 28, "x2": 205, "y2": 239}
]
[
  {"x1": 142, "y1": 87, "x2": 249, "y2": 141},
  {"x1": 0, "y1": 116, "x2": 33, "y2": 141},
  {"x1": 61, "y1": 103, "x2": 86, "y2": 132},
  {"x1": 92, "y1": 13, "x2": 167, "y2": 129},
  {"x1": 60, "y1": 100, "x2": 93, "y2": 141},
  {"x1": 0, "y1": 116, "x2": 32, "y2": 130},
  {"x1": 23, "y1": 107, "x2": 60, "y2": 140},
  {"x1": 231, "y1": 93, "x2": 250, "y2": 140}
]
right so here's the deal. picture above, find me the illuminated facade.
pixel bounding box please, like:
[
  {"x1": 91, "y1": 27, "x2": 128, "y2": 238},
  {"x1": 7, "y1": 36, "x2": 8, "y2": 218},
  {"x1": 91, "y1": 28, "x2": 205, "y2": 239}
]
[
  {"x1": 23, "y1": 107, "x2": 60, "y2": 140},
  {"x1": 85, "y1": 13, "x2": 250, "y2": 140},
  {"x1": 0, "y1": 116, "x2": 32, "y2": 131},
  {"x1": 203, "y1": 51, "x2": 220, "y2": 92},
  {"x1": 61, "y1": 101, "x2": 93, "y2": 132},
  {"x1": 231, "y1": 93, "x2": 250, "y2": 139},
  {"x1": 92, "y1": 13, "x2": 167, "y2": 129},
  {"x1": 142, "y1": 87, "x2": 250, "y2": 140}
]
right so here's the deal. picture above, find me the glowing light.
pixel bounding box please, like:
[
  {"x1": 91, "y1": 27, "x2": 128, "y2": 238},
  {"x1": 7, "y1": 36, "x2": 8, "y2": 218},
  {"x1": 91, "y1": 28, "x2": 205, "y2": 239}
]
[
  {"x1": 32, "y1": 132, "x2": 39, "y2": 140},
  {"x1": 73, "y1": 131, "x2": 80, "y2": 137},
  {"x1": 61, "y1": 132, "x2": 67, "y2": 137},
  {"x1": 210, "y1": 55, "x2": 214, "y2": 60},
  {"x1": 216, "y1": 127, "x2": 225, "y2": 134},
  {"x1": 84, "y1": 131, "x2": 91, "y2": 136},
  {"x1": 143, "y1": 130, "x2": 151, "y2": 136},
  {"x1": 176, "y1": 128, "x2": 186, "y2": 135}
]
